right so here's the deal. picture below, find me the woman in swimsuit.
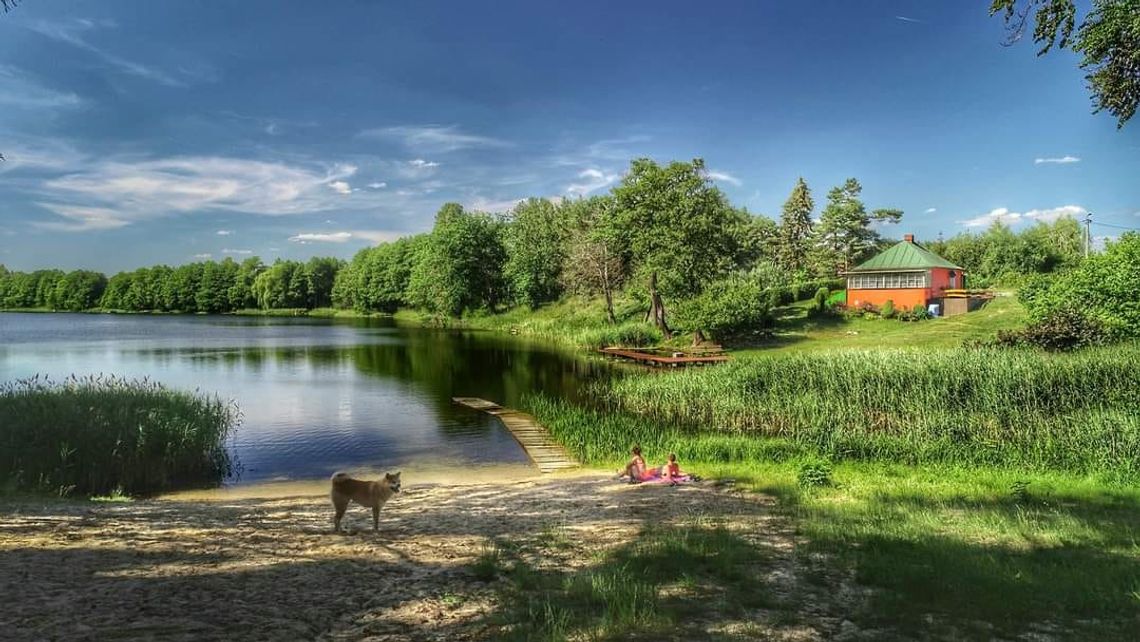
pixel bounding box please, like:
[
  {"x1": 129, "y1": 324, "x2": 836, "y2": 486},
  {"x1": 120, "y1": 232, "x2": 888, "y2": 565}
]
[{"x1": 622, "y1": 445, "x2": 650, "y2": 483}]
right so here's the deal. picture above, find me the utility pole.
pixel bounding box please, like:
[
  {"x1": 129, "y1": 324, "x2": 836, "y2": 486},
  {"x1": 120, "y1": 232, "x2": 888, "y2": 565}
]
[{"x1": 1084, "y1": 211, "x2": 1093, "y2": 257}]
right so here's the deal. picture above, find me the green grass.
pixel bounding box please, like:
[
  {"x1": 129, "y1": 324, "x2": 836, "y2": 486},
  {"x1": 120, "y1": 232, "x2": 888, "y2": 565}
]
[
  {"x1": 460, "y1": 296, "x2": 663, "y2": 349},
  {"x1": 0, "y1": 375, "x2": 238, "y2": 497},
  {"x1": 484, "y1": 520, "x2": 769, "y2": 641},
  {"x1": 525, "y1": 399, "x2": 1140, "y2": 639},
  {"x1": 598, "y1": 345, "x2": 1140, "y2": 478}
]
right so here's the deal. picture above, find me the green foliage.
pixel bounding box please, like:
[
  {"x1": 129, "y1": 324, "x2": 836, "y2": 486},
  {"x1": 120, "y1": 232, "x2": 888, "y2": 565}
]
[
  {"x1": 1019, "y1": 232, "x2": 1140, "y2": 337},
  {"x1": 777, "y1": 177, "x2": 815, "y2": 273},
  {"x1": 610, "y1": 158, "x2": 749, "y2": 300},
  {"x1": 600, "y1": 347, "x2": 1140, "y2": 477},
  {"x1": 333, "y1": 235, "x2": 423, "y2": 313},
  {"x1": 994, "y1": 307, "x2": 1109, "y2": 350},
  {"x1": 812, "y1": 287, "x2": 829, "y2": 314},
  {"x1": 880, "y1": 299, "x2": 896, "y2": 319},
  {"x1": 932, "y1": 218, "x2": 1084, "y2": 287},
  {"x1": 797, "y1": 458, "x2": 833, "y2": 488},
  {"x1": 0, "y1": 375, "x2": 238, "y2": 496},
  {"x1": 991, "y1": 0, "x2": 1140, "y2": 127},
  {"x1": 812, "y1": 178, "x2": 901, "y2": 275},
  {"x1": 503, "y1": 198, "x2": 569, "y2": 308},
  {"x1": 672, "y1": 274, "x2": 772, "y2": 342},
  {"x1": 407, "y1": 203, "x2": 508, "y2": 316}
]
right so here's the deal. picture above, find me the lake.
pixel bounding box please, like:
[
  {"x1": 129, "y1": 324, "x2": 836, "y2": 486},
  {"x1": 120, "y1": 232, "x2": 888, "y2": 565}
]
[{"x1": 0, "y1": 313, "x2": 610, "y2": 484}]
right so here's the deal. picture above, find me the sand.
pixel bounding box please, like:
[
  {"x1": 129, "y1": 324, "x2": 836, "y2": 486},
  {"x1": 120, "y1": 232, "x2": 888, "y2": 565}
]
[{"x1": 0, "y1": 472, "x2": 851, "y2": 641}]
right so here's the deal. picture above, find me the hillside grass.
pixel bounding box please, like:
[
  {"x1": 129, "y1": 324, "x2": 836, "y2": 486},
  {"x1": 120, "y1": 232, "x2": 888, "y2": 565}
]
[{"x1": 525, "y1": 398, "x2": 1140, "y2": 639}]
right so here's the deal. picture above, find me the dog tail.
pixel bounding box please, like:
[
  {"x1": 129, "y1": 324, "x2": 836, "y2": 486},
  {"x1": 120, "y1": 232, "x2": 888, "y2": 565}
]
[{"x1": 330, "y1": 471, "x2": 351, "y2": 484}]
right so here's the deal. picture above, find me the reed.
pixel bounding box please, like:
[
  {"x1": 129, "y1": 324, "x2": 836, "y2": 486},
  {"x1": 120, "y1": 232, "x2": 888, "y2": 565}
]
[
  {"x1": 530, "y1": 345, "x2": 1140, "y2": 478},
  {"x1": 0, "y1": 375, "x2": 238, "y2": 496}
]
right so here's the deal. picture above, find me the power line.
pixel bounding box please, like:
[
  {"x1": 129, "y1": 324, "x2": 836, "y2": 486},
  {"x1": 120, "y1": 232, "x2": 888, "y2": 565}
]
[{"x1": 1091, "y1": 221, "x2": 1140, "y2": 232}]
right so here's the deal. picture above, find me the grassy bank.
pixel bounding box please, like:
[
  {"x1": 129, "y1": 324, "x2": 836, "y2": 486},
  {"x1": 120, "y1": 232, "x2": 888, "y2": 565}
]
[
  {"x1": 600, "y1": 346, "x2": 1140, "y2": 478},
  {"x1": 0, "y1": 376, "x2": 238, "y2": 496},
  {"x1": 460, "y1": 297, "x2": 663, "y2": 349},
  {"x1": 525, "y1": 398, "x2": 1140, "y2": 639}
]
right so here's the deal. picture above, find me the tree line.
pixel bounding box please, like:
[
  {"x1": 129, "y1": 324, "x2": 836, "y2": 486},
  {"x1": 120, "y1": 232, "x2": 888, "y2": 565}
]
[{"x1": 0, "y1": 157, "x2": 1092, "y2": 340}]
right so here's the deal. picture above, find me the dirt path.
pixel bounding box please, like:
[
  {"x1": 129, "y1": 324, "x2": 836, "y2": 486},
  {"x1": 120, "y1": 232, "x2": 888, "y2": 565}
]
[{"x1": 0, "y1": 473, "x2": 849, "y2": 641}]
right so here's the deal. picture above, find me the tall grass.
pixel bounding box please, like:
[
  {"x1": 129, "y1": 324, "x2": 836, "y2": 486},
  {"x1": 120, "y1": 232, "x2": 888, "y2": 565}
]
[
  {"x1": 0, "y1": 375, "x2": 238, "y2": 496},
  {"x1": 598, "y1": 347, "x2": 1140, "y2": 478}
]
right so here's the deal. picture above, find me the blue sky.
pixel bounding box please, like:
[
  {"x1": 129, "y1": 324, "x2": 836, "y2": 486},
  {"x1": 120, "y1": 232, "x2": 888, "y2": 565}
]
[{"x1": 1, "y1": 0, "x2": 1137, "y2": 272}]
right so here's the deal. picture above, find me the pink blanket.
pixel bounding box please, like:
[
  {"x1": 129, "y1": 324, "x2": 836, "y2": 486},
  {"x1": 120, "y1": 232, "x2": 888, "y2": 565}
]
[{"x1": 622, "y1": 471, "x2": 695, "y2": 485}]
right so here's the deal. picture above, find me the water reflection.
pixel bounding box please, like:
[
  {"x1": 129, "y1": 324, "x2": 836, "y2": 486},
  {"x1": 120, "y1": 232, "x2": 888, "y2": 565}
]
[{"x1": 0, "y1": 313, "x2": 615, "y2": 484}]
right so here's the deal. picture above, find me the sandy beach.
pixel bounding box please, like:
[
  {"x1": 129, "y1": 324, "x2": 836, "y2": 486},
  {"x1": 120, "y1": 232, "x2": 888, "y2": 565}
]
[{"x1": 0, "y1": 470, "x2": 867, "y2": 641}]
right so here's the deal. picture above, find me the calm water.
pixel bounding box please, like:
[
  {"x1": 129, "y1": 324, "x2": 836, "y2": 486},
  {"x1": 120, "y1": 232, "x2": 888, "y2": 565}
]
[{"x1": 0, "y1": 313, "x2": 611, "y2": 484}]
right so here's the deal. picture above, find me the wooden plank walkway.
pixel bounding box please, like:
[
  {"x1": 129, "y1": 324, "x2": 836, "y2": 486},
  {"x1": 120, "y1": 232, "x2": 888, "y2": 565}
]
[
  {"x1": 452, "y1": 397, "x2": 579, "y2": 473},
  {"x1": 598, "y1": 347, "x2": 730, "y2": 366}
]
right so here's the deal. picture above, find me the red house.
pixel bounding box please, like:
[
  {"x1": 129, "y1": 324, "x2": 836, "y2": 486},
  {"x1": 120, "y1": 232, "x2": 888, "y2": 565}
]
[{"x1": 845, "y1": 234, "x2": 966, "y2": 313}]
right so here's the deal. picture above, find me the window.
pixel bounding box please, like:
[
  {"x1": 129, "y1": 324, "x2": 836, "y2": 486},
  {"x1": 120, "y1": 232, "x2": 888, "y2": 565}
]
[{"x1": 848, "y1": 271, "x2": 927, "y2": 289}]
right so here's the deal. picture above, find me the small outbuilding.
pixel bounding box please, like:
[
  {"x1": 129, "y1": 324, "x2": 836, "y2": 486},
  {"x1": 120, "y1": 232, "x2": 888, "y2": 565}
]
[{"x1": 845, "y1": 234, "x2": 967, "y2": 314}]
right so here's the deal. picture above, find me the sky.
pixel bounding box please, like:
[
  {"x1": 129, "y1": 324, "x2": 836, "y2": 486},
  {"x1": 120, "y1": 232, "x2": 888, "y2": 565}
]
[{"x1": 1, "y1": 0, "x2": 1138, "y2": 273}]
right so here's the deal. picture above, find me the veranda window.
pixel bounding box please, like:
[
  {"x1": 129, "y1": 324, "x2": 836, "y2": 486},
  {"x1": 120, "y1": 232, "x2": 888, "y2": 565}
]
[{"x1": 848, "y1": 271, "x2": 927, "y2": 289}]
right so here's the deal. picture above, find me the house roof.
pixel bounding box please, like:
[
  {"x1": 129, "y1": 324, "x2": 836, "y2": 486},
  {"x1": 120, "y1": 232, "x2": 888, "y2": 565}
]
[{"x1": 849, "y1": 239, "x2": 964, "y2": 272}]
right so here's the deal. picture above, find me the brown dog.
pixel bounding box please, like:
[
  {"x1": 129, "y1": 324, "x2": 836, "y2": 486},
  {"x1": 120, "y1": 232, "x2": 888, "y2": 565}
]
[{"x1": 330, "y1": 471, "x2": 401, "y2": 532}]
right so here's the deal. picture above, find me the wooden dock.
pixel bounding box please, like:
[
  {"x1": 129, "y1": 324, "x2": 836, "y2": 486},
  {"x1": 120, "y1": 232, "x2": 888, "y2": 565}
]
[
  {"x1": 598, "y1": 347, "x2": 730, "y2": 366},
  {"x1": 452, "y1": 397, "x2": 579, "y2": 473}
]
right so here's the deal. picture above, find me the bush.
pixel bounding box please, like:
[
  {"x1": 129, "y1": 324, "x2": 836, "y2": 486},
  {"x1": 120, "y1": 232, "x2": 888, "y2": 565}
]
[
  {"x1": 797, "y1": 459, "x2": 833, "y2": 488},
  {"x1": 0, "y1": 375, "x2": 238, "y2": 496},
  {"x1": 994, "y1": 307, "x2": 1108, "y2": 351},
  {"x1": 673, "y1": 276, "x2": 773, "y2": 343},
  {"x1": 897, "y1": 304, "x2": 932, "y2": 322},
  {"x1": 1021, "y1": 233, "x2": 1140, "y2": 339},
  {"x1": 881, "y1": 299, "x2": 896, "y2": 319},
  {"x1": 812, "y1": 287, "x2": 829, "y2": 315}
]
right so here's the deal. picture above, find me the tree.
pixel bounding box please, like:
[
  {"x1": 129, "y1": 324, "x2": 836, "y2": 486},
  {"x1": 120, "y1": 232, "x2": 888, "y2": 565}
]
[
  {"x1": 777, "y1": 178, "x2": 815, "y2": 273},
  {"x1": 503, "y1": 198, "x2": 570, "y2": 308},
  {"x1": 304, "y1": 256, "x2": 341, "y2": 309},
  {"x1": 228, "y1": 257, "x2": 264, "y2": 311},
  {"x1": 812, "y1": 179, "x2": 901, "y2": 276},
  {"x1": 991, "y1": 0, "x2": 1140, "y2": 126},
  {"x1": 610, "y1": 158, "x2": 748, "y2": 336},
  {"x1": 561, "y1": 196, "x2": 627, "y2": 323},
  {"x1": 406, "y1": 203, "x2": 507, "y2": 316}
]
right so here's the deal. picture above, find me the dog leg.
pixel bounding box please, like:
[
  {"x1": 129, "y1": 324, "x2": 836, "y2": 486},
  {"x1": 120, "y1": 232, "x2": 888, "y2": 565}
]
[
  {"x1": 372, "y1": 505, "x2": 380, "y2": 532},
  {"x1": 332, "y1": 496, "x2": 348, "y2": 533}
]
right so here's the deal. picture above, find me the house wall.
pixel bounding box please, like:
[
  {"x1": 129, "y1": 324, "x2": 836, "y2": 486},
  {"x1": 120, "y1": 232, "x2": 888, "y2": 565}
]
[
  {"x1": 847, "y1": 288, "x2": 929, "y2": 310},
  {"x1": 929, "y1": 268, "x2": 955, "y2": 293}
]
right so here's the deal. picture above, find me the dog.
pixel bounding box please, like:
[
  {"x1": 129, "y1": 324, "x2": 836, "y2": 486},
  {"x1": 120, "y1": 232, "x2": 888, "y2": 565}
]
[{"x1": 330, "y1": 471, "x2": 401, "y2": 532}]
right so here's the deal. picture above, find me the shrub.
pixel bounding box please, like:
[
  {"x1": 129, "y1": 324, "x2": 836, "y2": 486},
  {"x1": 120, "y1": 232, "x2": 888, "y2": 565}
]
[
  {"x1": 897, "y1": 304, "x2": 931, "y2": 322},
  {"x1": 880, "y1": 299, "x2": 896, "y2": 319},
  {"x1": 797, "y1": 459, "x2": 833, "y2": 488},
  {"x1": 673, "y1": 276, "x2": 773, "y2": 343},
  {"x1": 0, "y1": 375, "x2": 238, "y2": 496},
  {"x1": 994, "y1": 307, "x2": 1108, "y2": 351},
  {"x1": 812, "y1": 287, "x2": 829, "y2": 315}
]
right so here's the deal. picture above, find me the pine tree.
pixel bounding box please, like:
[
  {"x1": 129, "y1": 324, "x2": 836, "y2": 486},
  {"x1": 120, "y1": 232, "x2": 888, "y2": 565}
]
[
  {"x1": 777, "y1": 177, "x2": 814, "y2": 273},
  {"x1": 812, "y1": 178, "x2": 901, "y2": 276}
]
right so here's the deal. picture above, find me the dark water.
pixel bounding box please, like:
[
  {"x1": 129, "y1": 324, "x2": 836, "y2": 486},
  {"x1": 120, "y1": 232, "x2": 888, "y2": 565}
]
[{"x1": 0, "y1": 313, "x2": 611, "y2": 484}]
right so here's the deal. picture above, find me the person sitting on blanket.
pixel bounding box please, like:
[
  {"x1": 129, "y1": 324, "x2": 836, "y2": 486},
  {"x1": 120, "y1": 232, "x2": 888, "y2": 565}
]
[
  {"x1": 622, "y1": 445, "x2": 651, "y2": 482},
  {"x1": 662, "y1": 453, "x2": 685, "y2": 481}
]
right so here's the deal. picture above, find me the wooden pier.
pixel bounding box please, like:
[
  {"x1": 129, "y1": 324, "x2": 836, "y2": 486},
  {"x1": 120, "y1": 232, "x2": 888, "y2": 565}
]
[
  {"x1": 598, "y1": 347, "x2": 730, "y2": 367},
  {"x1": 452, "y1": 397, "x2": 579, "y2": 473}
]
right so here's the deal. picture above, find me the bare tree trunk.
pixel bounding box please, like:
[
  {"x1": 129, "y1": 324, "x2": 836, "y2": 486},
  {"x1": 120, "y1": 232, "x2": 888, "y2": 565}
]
[
  {"x1": 692, "y1": 329, "x2": 706, "y2": 346},
  {"x1": 647, "y1": 271, "x2": 671, "y2": 338}
]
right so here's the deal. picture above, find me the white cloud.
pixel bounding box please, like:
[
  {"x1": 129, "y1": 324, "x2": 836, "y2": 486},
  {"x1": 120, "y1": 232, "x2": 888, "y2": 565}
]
[
  {"x1": 222, "y1": 248, "x2": 253, "y2": 255},
  {"x1": 328, "y1": 180, "x2": 352, "y2": 195},
  {"x1": 960, "y1": 205, "x2": 1086, "y2": 228},
  {"x1": 467, "y1": 196, "x2": 525, "y2": 213},
  {"x1": 367, "y1": 182, "x2": 387, "y2": 189},
  {"x1": 289, "y1": 232, "x2": 353, "y2": 243},
  {"x1": 409, "y1": 159, "x2": 440, "y2": 168},
  {"x1": 1034, "y1": 155, "x2": 1081, "y2": 165},
  {"x1": 0, "y1": 65, "x2": 84, "y2": 109},
  {"x1": 350, "y1": 230, "x2": 404, "y2": 244},
  {"x1": 359, "y1": 125, "x2": 509, "y2": 152},
  {"x1": 216, "y1": 229, "x2": 233, "y2": 236},
  {"x1": 33, "y1": 204, "x2": 129, "y2": 231},
  {"x1": 566, "y1": 168, "x2": 619, "y2": 196},
  {"x1": 706, "y1": 170, "x2": 742, "y2": 186},
  {"x1": 40, "y1": 157, "x2": 360, "y2": 225},
  {"x1": 895, "y1": 15, "x2": 922, "y2": 23},
  {"x1": 28, "y1": 19, "x2": 189, "y2": 87},
  {"x1": 192, "y1": 253, "x2": 212, "y2": 260},
  {"x1": 925, "y1": 208, "x2": 937, "y2": 214}
]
